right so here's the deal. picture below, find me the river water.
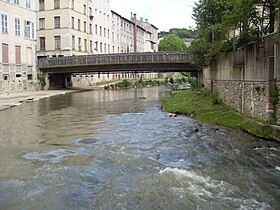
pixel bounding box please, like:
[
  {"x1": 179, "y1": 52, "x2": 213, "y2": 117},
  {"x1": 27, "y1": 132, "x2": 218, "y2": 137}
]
[{"x1": 0, "y1": 87, "x2": 280, "y2": 210}]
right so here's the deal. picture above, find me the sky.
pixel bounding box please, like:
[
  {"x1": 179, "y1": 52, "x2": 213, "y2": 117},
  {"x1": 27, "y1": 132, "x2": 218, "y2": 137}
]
[{"x1": 111, "y1": 0, "x2": 197, "y2": 32}]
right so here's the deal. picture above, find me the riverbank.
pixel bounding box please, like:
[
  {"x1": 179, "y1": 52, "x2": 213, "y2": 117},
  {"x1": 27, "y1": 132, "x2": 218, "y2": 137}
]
[
  {"x1": 0, "y1": 89, "x2": 83, "y2": 111},
  {"x1": 163, "y1": 88, "x2": 280, "y2": 142}
]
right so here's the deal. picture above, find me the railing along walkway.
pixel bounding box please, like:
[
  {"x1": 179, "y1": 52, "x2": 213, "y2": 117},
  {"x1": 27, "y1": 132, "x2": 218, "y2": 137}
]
[{"x1": 39, "y1": 52, "x2": 192, "y2": 69}]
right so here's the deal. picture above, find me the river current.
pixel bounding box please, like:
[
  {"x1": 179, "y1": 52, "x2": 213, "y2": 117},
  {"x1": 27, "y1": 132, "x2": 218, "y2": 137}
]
[{"x1": 0, "y1": 87, "x2": 279, "y2": 210}]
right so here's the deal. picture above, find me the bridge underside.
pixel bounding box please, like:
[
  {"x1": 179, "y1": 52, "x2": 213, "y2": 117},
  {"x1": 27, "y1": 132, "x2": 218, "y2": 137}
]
[{"x1": 40, "y1": 62, "x2": 194, "y2": 74}]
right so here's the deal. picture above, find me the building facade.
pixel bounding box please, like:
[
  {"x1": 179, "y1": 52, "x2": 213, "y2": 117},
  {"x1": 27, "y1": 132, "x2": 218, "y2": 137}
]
[
  {"x1": 36, "y1": 0, "x2": 96, "y2": 58},
  {"x1": 0, "y1": 0, "x2": 160, "y2": 92},
  {"x1": 0, "y1": 0, "x2": 37, "y2": 93}
]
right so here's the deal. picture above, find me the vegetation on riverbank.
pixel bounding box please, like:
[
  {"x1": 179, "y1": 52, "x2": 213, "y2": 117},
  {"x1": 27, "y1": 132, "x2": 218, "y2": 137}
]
[
  {"x1": 103, "y1": 73, "x2": 198, "y2": 90},
  {"x1": 103, "y1": 79, "x2": 162, "y2": 90},
  {"x1": 163, "y1": 88, "x2": 280, "y2": 142}
]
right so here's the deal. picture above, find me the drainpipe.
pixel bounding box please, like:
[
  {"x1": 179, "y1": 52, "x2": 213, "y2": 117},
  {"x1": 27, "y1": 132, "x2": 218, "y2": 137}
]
[{"x1": 133, "y1": 13, "x2": 137, "y2": 53}]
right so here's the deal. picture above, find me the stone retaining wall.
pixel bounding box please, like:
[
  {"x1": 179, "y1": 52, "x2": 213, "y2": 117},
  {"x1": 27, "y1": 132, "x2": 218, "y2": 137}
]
[
  {"x1": 204, "y1": 78, "x2": 271, "y2": 120},
  {"x1": 203, "y1": 34, "x2": 280, "y2": 122}
]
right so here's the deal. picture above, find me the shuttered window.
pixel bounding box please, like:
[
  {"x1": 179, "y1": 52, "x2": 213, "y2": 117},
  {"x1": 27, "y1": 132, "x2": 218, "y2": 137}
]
[
  {"x1": 54, "y1": 36, "x2": 61, "y2": 50},
  {"x1": 54, "y1": 0, "x2": 60, "y2": 9},
  {"x1": 39, "y1": 37, "x2": 45, "y2": 50},
  {"x1": 15, "y1": 45, "x2": 21, "y2": 65},
  {"x1": 2, "y1": 44, "x2": 9, "y2": 63}
]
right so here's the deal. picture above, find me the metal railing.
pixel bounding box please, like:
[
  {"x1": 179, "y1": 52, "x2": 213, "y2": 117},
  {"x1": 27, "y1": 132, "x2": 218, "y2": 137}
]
[{"x1": 39, "y1": 52, "x2": 192, "y2": 68}]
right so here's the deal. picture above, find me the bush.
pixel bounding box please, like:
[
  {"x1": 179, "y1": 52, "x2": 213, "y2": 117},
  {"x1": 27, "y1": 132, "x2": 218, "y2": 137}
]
[
  {"x1": 210, "y1": 91, "x2": 220, "y2": 104},
  {"x1": 188, "y1": 77, "x2": 200, "y2": 90}
]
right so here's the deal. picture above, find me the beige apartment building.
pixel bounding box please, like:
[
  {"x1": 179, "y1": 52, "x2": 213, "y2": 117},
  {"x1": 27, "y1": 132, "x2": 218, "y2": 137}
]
[
  {"x1": 36, "y1": 0, "x2": 159, "y2": 87},
  {"x1": 0, "y1": 0, "x2": 37, "y2": 93},
  {"x1": 36, "y1": 0, "x2": 95, "y2": 58}
]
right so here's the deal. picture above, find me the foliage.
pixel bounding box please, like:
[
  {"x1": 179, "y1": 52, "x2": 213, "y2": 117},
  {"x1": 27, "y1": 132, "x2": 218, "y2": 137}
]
[
  {"x1": 189, "y1": 0, "x2": 279, "y2": 70},
  {"x1": 158, "y1": 28, "x2": 197, "y2": 39},
  {"x1": 187, "y1": 77, "x2": 200, "y2": 90},
  {"x1": 158, "y1": 34, "x2": 188, "y2": 52},
  {"x1": 163, "y1": 89, "x2": 280, "y2": 141},
  {"x1": 104, "y1": 79, "x2": 162, "y2": 90},
  {"x1": 37, "y1": 75, "x2": 46, "y2": 87},
  {"x1": 210, "y1": 91, "x2": 220, "y2": 104},
  {"x1": 104, "y1": 79, "x2": 132, "y2": 90}
]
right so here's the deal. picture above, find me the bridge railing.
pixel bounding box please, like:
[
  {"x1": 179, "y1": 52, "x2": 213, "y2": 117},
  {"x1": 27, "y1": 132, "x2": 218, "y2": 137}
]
[{"x1": 39, "y1": 52, "x2": 192, "y2": 68}]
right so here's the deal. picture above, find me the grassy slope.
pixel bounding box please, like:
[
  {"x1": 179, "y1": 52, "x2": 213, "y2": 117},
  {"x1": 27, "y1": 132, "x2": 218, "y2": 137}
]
[{"x1": 163, "y1": 89, "x2": 280, "y2": 141}]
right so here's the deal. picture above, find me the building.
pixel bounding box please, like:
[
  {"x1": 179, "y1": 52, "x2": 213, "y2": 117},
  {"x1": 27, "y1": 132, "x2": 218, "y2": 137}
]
[
  {"x1": 0, "y1": 0, "x2": 37, "y2": 93},
  {"x1": 92, "y1": 0, "x2": 112, "y2": 54},
  {"x1": 135, "y1": 16, "x2": 158, "y2": 52},
  {"x1": 111, "y1": 10, "x2": 121, "y2": 53},
  {"x1": 36, "y1": 0, "x2": 94, "y2": 58}
]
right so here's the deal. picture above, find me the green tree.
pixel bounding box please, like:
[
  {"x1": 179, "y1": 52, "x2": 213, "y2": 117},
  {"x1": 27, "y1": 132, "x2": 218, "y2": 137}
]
[
  {"x1": 158, "y1": 28, "x2": 197, "y2": 39},
  {"x1": 158, "y1": 34, "x2": 188, "y2": 52}
]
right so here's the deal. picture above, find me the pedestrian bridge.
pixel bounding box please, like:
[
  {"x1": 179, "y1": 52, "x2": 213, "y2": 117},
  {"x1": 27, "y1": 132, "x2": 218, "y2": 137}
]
[{"x1": 39, "y1": 52, "x2": 194, "y2": 74}]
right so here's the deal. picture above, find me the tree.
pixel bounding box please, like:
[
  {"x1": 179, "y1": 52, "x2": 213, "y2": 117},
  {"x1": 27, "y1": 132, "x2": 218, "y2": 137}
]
[
  {"x1": 158, "y1": 34, "x2": 188, "y2": 52},
  {"x1": 158, "y1": 28, "x2": 197, "y2": 39}
]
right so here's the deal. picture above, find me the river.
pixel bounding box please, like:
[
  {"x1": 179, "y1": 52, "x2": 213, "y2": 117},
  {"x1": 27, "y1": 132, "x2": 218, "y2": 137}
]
[{"x1": 0, "y1": 86, "x2": 279, "y2": 210}]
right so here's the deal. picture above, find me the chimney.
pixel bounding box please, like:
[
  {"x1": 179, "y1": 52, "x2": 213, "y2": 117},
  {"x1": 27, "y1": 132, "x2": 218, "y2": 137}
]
[
  {"x1": 145, "y1": 19, "x2": 148, "y2": 23},
  {"x1": 133, "y1": 13, "x2": 137, "y2": 52}
]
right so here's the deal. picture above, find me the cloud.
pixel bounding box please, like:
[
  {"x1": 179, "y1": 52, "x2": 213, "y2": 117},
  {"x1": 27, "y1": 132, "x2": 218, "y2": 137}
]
[{"x1": 111, "y1": 0, "x2": 196, "y2": 31}]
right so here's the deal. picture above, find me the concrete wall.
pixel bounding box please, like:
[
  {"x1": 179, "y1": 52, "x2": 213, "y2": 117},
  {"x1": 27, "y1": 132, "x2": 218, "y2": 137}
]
[{"x1": 203, "y1": 34, "x2": 280, "y2": 122}]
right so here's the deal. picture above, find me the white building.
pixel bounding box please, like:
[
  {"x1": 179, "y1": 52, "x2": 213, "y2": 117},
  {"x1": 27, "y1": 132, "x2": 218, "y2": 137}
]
[{"x1": 0, "y1": 0, "x2": 37, "y2": 93}]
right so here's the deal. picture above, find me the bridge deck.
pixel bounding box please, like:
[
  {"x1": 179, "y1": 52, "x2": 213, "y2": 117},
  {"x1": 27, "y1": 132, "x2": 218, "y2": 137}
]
[{"x1": 39, "y1": 52, "x2": 194, "y2": 74}]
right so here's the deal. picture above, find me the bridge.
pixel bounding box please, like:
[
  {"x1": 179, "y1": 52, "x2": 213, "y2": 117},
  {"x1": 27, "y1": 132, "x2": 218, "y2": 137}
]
[{"x1": 38, "y1": 52, "x2": 194, "y2": 89}]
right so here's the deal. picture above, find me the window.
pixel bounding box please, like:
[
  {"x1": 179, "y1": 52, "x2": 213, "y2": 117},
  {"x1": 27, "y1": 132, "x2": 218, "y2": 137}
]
[
  {"x1": 24, "y1": 20, "x2": 35, "y2": 39},
  {"x1": 84, "y1": 39, "x2": 87, "y2": 52},
  {"x1": 108, "y1": 29, "x2": 109, "y2": 38},
  {"x1": 104, "y1": 28, "x2": 106, "y2": 37},
  {"x1": 15, "y1": 18, "x2": 20, "y2": 35},
  {"x1": 89, "y1": 23, "x2": 92, "y2": 34},
  {"x1": 78, "y1": 37, "x2": 81, "y2": 51},
  {"x1": 72, "y1": 36, "x2": 75, "y2": 50},
  {"x1": 25, "y1": 0, "x2": 31, "y2": 8},
  {"x1": 54, "y1": 36, "x2": 61, "y2": 50},
  {"x1": 71, "y1": 0, "x2": 74, "y2": 9},
  {"x1": 90, "y1": 40, "x2": 93, "y2": 52},
  {"x1": 104, "y1": 43, "x2": 106, "y2": 53},
  {"x1": 39, "y1": 18, "x2": 45, "y2": 30},
  {"x1": 2, "y1": 44, "x2": 9, "y2": 63},
  {"x1": 100, "y1": 26, "x2": 102, "y2": 36},
  {"x1": 83, "y1": 4, "x2": 86, "y2": 15},
  {"x1": 14, "y1": 0, "x2": 19, "y2": 5},
  {"x1": 95, "y1": 41, "x2": 98, "y2": 51},
  {"x1": 84, "y1": 21, "x2": 86, "y2": 32},
  {"x1": 27, "y1": 74, "x2": 33, "y2": 80},
  {"x1": 89, "y1": 7, "x2": 92, "y2": 16},
  {"x1": 1, "y1": 14, "x2": 8, "y2": 34},
  {"x1": 39, "y1": 0, "x2": 45, "y2": 10},
  {"x1": 54, "y1": 0, "x2": 60, "y2": 9},
  {"x1": 39, "y1": 37, "x2": 45, "y2": 50},
  {"x1": 100, "y1": 42, "x2": 102, "y2": 52},
  {"x1": 71, "y1": 17, "x2": 74, "y2": 29},
  {"x1": 15, "y1": 45, "x2": 21, "y2": 65},
  {"x1": 95, "y1": 24, "x2": 97, "y2": 34},
  {"x1": 54, "y1": 16, "x2": 60, "y2": 28},
  {"x1": 78, "y1": 19, "x2": 81, "y2": 31}
]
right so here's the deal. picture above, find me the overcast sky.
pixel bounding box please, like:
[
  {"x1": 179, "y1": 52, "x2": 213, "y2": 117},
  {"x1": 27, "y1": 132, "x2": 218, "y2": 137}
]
[{"x1": 111, "y1": 0, "x2": 196, "y2": 32}]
